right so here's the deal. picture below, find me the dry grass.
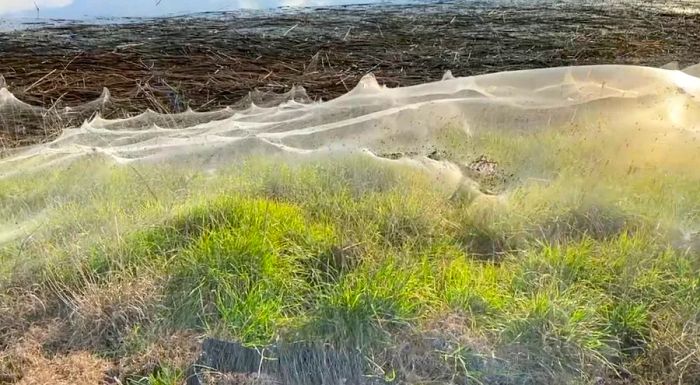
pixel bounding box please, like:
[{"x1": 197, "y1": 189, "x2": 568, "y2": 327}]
[
  {"x1": 2, "y1": 0, "x2": 700, "y2": 148},
  {"x1": 1, "y1": 324, "x2": 109, "y2": 385},
  {"x1": 0, "y1": 289, "x2": 47, "y2": 352},
  {"x1": 380, "y1": 314, "x2": 498, "y2": 385},
  {"x1": 111, "y1": 332, "x2": 202, "y2": 384},
  {"x1": 1, "y1": 288, "x2": 198, "y2": 385},
  {"x1": 200, "y1": 372, "x2": 277, "y2": 385},
  {"x1": 54, "y1": 275, "x2": 164, "y2": 352},
  {"x1": 631, "y1": 317, "x2": 700, "y2": 385},
  {"x1": 0, "y1": 276, "x2": 173, "y2": 384}
]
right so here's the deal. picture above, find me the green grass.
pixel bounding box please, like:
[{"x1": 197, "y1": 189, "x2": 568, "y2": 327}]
[
  {"x1": 1, "y1": 125, "x2": 699, "y2": 384},
  {"x1": 128, "y1": 366, "x2": 184, "y2": 385}
]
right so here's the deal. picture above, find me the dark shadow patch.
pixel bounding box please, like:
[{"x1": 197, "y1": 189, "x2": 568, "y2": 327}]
[{"x1": 186, "y1": 338, "x2": 371, "y2": 385}]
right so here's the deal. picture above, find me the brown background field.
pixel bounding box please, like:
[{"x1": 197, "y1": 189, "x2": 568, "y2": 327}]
[{"x1": 1, "y1": 0, "x2": 699, "y2": 148}]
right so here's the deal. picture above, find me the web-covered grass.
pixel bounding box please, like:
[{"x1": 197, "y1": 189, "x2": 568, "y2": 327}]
[{"x1": 1, "y1": 125, "x2": 699, "y2": 385}]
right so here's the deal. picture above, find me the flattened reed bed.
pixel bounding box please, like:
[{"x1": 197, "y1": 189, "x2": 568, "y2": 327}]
[{"x1": 1, "y1": 0, "x2": 700, "y2": 148}]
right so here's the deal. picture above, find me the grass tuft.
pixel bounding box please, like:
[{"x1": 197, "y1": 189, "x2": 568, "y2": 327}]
[{"x1": 1, "y1": 144, "x2": 698, "y2": 384}]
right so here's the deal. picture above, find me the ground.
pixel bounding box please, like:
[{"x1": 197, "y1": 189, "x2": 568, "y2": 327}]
[
  {"x1": 1, "y1": 2, "x2": 699, "y2": 384},
  {"x1": 1, "y1": 119, "x2": 699, "y2": 384}
]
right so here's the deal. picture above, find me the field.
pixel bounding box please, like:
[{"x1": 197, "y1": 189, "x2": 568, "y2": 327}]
[
  {"x1": 2, "y1": 0, "x2": 700, "y2": 148},
  {"x1": 1, "y1": 103, "x2": 699, "y2": 384},
  {"x1": 1, "y1": 1, "x2": 700, "y2": 385}
]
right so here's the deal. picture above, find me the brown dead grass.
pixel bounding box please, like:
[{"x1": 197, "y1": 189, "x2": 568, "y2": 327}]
[
  {"x1": 15, "y1": 351, "x2": 108, "y2": 385},
  {"x1": 376, "y1": 313, "x2": 496, "y2": 384},
  {"x1": 0, "y1": 289, "x2": 48, "y2": 351},
  {"x1": 1, "y1": 324, "x2": 109, "y2": 385},
  {"x1": 631, "y1": 317, "x2": 700, "y2": 385},
  {"x1": 2, "y1": 1, "x2": 699, "y2": 148},
  {"x1": 201, "y1": 372, "x2": 277, "y2": 385},
  {"x1": 54, "y1": 275, "x2": 164, "y2": 352},
  {"x1": 113, "y1": 331, "x2": 202, "y2": 382},
  {"x1": 0, "y1": 275, "x2": 174, "y2": 385}
]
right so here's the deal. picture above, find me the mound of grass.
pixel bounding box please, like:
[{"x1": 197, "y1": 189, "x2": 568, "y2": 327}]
[{"x1": 1, "y1": 135, "x2": 699, "y2": 384}]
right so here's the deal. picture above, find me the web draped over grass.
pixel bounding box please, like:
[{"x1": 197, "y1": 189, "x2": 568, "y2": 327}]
[{"x1": 1, "y1": 65, "x2": 700, "y2": 384}]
